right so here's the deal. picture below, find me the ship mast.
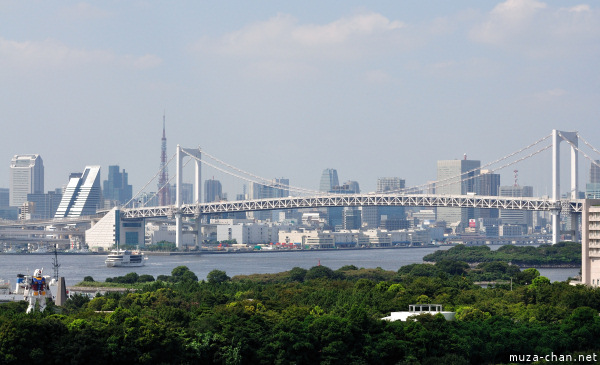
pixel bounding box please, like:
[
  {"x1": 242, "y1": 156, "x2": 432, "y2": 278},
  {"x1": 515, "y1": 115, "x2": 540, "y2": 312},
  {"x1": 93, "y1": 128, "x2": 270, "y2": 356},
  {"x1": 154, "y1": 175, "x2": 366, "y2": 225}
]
[{"x1": 52, "y1": 243, "x2": 60, "y2": 282}]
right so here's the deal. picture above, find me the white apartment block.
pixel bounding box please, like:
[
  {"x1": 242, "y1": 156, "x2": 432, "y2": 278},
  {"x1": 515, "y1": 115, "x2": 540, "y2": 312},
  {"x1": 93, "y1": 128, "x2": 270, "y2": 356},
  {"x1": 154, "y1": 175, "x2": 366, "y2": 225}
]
[{"x1": 582, "y1": 200, "x2": 600, "y2": 286}]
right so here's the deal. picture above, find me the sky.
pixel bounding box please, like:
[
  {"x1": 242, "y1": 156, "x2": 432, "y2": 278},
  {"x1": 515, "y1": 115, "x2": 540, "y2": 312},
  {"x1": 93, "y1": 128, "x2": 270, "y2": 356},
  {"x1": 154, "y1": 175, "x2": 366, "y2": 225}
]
[{"x1": 1, "y1": 0, "x2": 599, "y2": 199}]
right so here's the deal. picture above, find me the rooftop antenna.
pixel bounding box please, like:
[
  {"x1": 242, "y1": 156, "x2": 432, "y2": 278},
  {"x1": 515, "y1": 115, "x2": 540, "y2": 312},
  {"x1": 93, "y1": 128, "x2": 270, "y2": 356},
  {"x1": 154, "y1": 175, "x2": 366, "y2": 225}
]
[{"x1": 514, "y1": 169, "x2": 519, "y2": 187}]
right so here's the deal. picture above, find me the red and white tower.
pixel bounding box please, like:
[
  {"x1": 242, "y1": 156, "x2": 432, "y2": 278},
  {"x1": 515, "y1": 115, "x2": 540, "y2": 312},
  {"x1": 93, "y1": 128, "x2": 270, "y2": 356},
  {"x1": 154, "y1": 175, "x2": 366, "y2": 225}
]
[{"x1": 158, "y1": 114, "x2": 170, "y2": 205}]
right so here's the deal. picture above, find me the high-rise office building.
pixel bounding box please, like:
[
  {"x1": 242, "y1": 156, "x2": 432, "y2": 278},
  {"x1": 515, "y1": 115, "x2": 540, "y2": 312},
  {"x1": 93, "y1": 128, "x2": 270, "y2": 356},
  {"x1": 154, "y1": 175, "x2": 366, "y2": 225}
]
[
  {"x1": 476, "y1": 170, "x2": 501, "y2": 218},
  {"x1": 55, "y1": 166, "x2": 102, "y2": 218},
  {"x1": 591, "y1": 160, "x2": 600, "y2": 184},
  {"x1": 0, "y1": 188, "x2": 8, "y2": 207},
  {"x1": 170, "y1": 183, "x2": 194, "y2": 205},
  {"x1": 9, "y1": 154, "x2": 44, "y2": 207},
  {"x1": 377, "y1": 177, "x2": 407, "y2": 225},
  {"x1": 103, "y1": 165, "x2": 133, "y2": 206},
  {"x1": 499, "y1": 185, "x2": 534, "y2": 230},
  {"x1": 251, "y1": 178, "x2": 290, "y2": 220},
  {"x1": 331, "y1": 181, "x2": 360, "y2": 194},
  {"x1": 344, "y1": 180, "x2": 360, "y2": 194},
  {"x1": 343, "y1": 208, "x2": 362, "y2": 230},
  {"x1": 436, "y1": 159, "x2": 481, "y2": 226},
  {"x1": 319, "y1": 168, "x2": 339, "y2": 193},
  {"x1": 26, "y1": 191, "x2": 62, "y2": 219},
  {"x1": 377, "y1": 177, "x2": 405, "y2": 193},
  {"x1": 205, "y1": 179, "x2": 223, "y2": 203},
  {"x1": 587, "y1": 160, "x2": 600, "y2": 199}
]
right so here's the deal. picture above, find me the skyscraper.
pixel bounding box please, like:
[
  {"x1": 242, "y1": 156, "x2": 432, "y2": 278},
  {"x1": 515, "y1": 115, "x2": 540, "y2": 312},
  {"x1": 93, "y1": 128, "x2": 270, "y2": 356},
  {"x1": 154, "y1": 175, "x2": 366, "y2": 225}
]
[
  {"x1": 377, "y1": 177, "x2": 405, "y2": 193},
  {"x1": 591, "y1": 160, "x2": 600, "y2": 184},
  {"x1": 158, "y1": 115, "x2": 170, "y2": 206},
  {"x1": 26, "y1": 191, "x2": 62, "y2": 219},
  {"x1": 55, "y1": 166, "x2": 102, "y2": 218},
  {"x1": 319, "y1": 168, "x2": 339, "y2": 193},
  {"x1": 476, "y1": 170, "x2": 501, "y2": 218},
  {"x1": 250, "y1": 178, "x2": 290, "y2": 220},
  {"x1": 103, "y1": 165, "x2": 133, "y2": 206},
  {"x1": 377, "y1": 177, "x2": 406, "y2": 225},
  {"x1": 436, "y1": 158, "x2": 481, "y2": 226},
  {"x1": 499, "y1": 185, "x2": 534, "y2": 231},
  {"x1": 205, "y1": 179, "x2": 223, "y2": 203},
  {"x1": 9, "y1": 154, "x2": 44, "y2": 207},
  {"x1": 587, "y1": 160, "x2": 600, "y2": 199},
  {"x1": 251, "y1": 178, "x2": 289, "y2": 199}
]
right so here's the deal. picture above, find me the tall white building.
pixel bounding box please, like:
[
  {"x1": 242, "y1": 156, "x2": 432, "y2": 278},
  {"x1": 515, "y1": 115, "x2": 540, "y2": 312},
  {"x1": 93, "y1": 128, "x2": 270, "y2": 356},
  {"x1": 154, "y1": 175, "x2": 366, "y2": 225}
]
[
  {"x1": 9, "y1": 154, "x2": 44, "y2": 207},
  {"x1": 55, "y1": 166, "x2": 101, "y2": 218},
  {"x1": 581, "y1": 200, "x2": 600, "y2": 287}
]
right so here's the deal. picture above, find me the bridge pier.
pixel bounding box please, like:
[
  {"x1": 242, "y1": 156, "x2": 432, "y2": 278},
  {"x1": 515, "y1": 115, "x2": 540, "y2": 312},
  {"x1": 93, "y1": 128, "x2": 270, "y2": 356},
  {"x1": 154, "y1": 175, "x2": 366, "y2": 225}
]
[
  {"x1": 551, "y1": 209, "x2": 560, "y2": 244},
  {"x1": 175, "y1": 213, "x2": 182, "y2": 249},
  {"x1": 552, "y1": 129, "x2": 579, "y2": 244},
  {"x1": 175, "y1": 145, "x2": 202, "y2": 250}
]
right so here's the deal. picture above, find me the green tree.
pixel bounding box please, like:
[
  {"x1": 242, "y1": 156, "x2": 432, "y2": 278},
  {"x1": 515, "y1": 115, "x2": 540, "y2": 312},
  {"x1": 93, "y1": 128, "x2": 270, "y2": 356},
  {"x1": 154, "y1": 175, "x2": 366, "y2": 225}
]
[
  {"x1": 288, "y1": 267, "x2": 307, "y2": 282},
  {"x1": 305, "y1": 265, "x2": 337, "y2": 280},
  {"x1": 207, "y1": 269, "x2": 230, "y2": 284},
  {"x1": 171, "y1": 266, "x2": 198, "y2": 282}
]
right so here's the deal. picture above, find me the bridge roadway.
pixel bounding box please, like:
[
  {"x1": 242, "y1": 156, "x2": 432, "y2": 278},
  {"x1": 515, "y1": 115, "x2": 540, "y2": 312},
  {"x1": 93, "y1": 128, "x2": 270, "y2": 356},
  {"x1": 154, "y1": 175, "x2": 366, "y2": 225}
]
[{"x1": 121, "y1": 193, "x2": 584, "y2": 219}]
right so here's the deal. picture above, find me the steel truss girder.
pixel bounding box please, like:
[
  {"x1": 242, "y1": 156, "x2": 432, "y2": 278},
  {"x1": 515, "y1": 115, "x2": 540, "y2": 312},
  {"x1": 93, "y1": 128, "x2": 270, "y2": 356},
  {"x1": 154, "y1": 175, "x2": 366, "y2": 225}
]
[{"x1": 121, "y1": 194, "x2": 583, "y2": 219}]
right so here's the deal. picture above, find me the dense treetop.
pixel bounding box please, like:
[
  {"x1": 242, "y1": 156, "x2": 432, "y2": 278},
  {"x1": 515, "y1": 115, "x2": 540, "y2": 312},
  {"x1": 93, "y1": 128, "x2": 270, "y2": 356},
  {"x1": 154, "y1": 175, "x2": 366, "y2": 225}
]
[
  {"x1": 423, "y1": 242, "x2": 581, "y2": 267},
  {"x1": 1, "y1": 261, "x2": 598, "y2": 364}
]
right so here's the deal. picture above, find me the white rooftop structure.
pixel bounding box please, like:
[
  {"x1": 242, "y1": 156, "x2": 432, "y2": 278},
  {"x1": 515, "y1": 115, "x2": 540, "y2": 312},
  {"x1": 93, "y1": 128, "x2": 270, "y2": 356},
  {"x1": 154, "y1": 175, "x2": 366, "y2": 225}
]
[{"x1": 382, "y1": 304, "x2": 456, "y2": 321}]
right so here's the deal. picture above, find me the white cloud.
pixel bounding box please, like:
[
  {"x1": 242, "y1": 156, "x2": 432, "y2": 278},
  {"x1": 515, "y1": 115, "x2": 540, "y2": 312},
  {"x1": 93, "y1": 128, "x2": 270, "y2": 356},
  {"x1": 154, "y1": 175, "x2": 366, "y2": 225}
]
[
  {"x1": 0, "y1": 37, "x2": 161, "y2": 70},
  {"x1": 470, "y1": 0, "x2": 547, "y2": 45},
  {"x1": 191, "y1": 12, "x2": 408, "y2": 81},
  {"x1": 567, "y1": 5, "x2": 591, "y2": 13},
  {"x1": 470, "y1": 0, "x2": 600, "y2": 57},
  {"x1": 194, "y1": 12, "x2": 406, "y2": 59},
  {"x1": 292, "y1": 13, "x2": 404, "y2": 46}
]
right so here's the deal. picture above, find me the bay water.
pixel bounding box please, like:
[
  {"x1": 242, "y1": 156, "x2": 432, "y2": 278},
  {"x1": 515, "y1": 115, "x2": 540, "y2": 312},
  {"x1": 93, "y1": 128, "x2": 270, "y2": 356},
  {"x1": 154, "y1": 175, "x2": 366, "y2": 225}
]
[{"x1": 0, "y1": 246, "x2": 579, "y2": 287}]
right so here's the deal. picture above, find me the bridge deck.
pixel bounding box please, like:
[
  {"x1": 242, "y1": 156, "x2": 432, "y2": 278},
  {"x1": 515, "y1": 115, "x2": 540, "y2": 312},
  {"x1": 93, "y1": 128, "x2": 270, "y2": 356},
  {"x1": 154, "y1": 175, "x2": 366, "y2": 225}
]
[{"x1": 121, "y1": 194, "x2": 584, "y2": 219}]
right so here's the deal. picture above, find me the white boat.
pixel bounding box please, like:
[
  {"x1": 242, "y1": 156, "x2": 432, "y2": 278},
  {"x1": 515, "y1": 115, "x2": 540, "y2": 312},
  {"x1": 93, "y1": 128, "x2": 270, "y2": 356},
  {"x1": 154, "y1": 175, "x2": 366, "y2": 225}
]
[{"x1": 105, "y1": 249, "x2": 146, "y2": 267}]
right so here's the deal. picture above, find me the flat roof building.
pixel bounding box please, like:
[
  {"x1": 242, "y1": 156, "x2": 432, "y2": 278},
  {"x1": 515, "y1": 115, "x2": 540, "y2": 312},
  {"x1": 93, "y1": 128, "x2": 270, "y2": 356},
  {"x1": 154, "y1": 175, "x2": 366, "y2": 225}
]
[{"x1": 9, "y1": 154, "x2": 44, "y2": 207}]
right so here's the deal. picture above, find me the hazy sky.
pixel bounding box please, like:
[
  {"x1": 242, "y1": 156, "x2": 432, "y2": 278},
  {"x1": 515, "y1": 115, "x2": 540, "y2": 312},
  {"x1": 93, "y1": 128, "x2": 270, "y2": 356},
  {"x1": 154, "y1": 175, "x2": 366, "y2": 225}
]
[{"x1": 1, "y1": 1, "x2": 599, "y2": 199}]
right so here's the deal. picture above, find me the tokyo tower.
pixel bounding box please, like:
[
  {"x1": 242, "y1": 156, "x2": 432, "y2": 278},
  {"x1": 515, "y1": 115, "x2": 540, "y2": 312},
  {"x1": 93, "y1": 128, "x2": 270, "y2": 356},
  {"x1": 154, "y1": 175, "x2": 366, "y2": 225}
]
[{"x1": 158, "y1": 114, "x2": 170, "y2": 205}]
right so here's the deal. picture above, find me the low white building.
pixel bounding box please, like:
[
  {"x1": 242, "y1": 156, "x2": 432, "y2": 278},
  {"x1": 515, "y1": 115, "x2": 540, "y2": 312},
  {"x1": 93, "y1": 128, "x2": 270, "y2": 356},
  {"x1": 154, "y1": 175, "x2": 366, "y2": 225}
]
[
  {"x1": 216, "y1": 223, "x2": 282, "y2": 244},
  {"x1": 85, "y1": 208, "x2": 144, "y2": 251},
  {"x1": 145, "y1": 222, "x2": 196, "y2": 247},
  {"x1": 382, "y1": 304, "x2": 455, "y2": 321}
]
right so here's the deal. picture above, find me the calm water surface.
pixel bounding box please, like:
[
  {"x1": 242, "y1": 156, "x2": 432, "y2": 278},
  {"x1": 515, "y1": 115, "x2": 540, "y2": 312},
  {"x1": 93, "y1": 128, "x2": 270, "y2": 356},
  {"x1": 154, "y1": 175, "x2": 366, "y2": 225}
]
[{"x1": 0, "y1": 246, "x2": 579, "y2": 287}]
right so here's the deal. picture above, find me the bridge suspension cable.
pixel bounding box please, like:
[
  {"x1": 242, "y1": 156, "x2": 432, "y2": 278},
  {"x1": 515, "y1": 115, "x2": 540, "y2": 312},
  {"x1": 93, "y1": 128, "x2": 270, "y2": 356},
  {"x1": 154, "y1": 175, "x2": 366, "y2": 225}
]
[
  {"x1": 577, "y1": 133, "x2": 600, "y2": 159},
  {"x1": 200, "y1": 150, "x2": 323, "y2": 196},
  {"x1": 428, "y1": 143, "x2": 552, "y2": 193},
  {"x1": 124, "y1": 152, "x2": 177, "y2": 208},
  {"x1": 560, "y1": 133, "x2": 600, "y2": 175},
  {"x1": 387, "y1": 134, "x2": 552, "y2": 194}
]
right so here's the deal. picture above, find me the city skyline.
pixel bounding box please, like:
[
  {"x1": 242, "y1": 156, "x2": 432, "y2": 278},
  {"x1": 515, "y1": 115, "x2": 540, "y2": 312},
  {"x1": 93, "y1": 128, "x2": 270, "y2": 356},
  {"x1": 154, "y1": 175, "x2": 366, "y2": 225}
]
[{"x1": 1, "y1": 1, "x2": 598, "y2": 195}]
